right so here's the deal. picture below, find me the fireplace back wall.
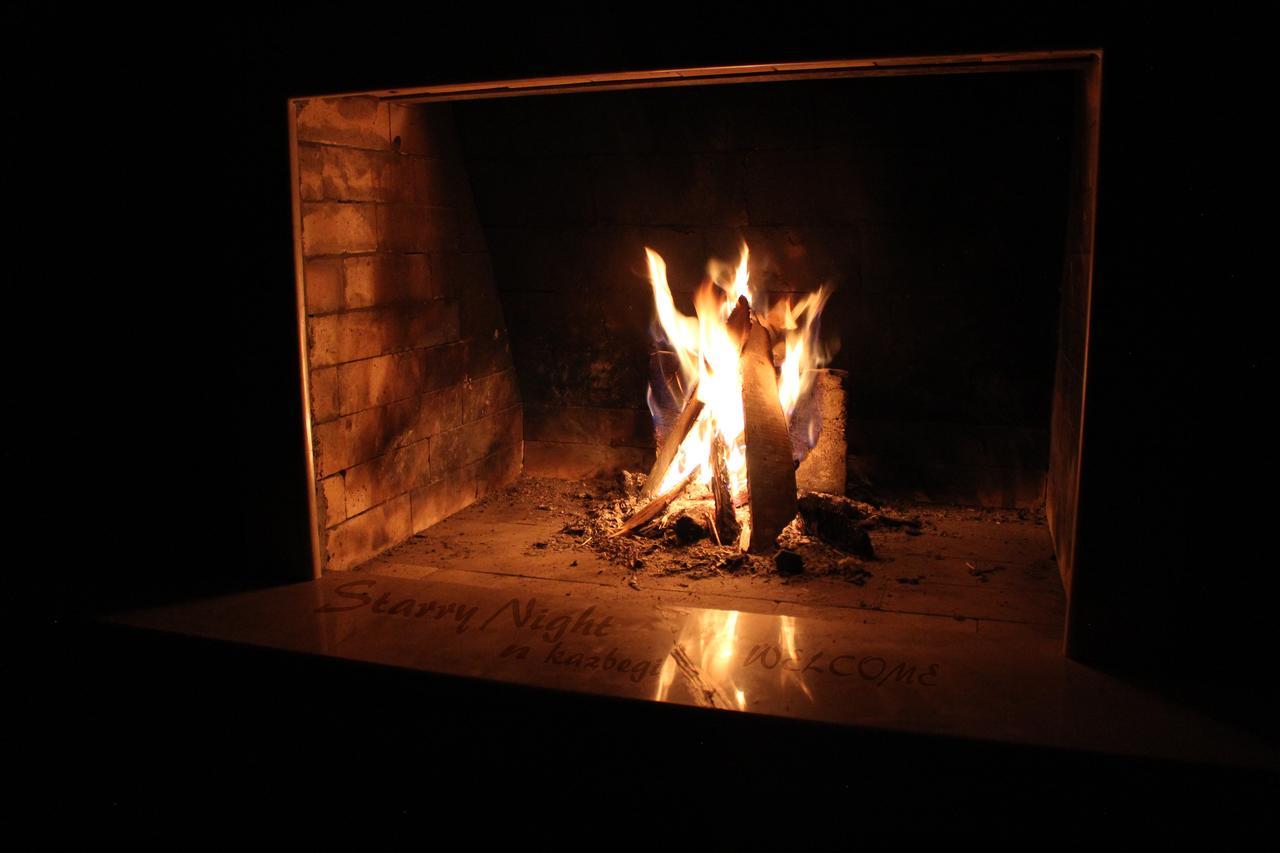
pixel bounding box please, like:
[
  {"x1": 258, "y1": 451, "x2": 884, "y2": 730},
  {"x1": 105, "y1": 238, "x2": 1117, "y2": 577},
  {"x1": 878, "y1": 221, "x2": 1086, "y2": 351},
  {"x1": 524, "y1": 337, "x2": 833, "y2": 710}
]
[{"x1": 455, "y1": 72, "x2": 1074, "y2": 506}]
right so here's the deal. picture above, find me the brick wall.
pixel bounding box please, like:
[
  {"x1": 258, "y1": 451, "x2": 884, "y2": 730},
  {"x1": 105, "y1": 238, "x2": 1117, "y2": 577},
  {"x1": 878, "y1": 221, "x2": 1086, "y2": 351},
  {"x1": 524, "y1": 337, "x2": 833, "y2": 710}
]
[{"x1": 295, "y1": 98, "x2": 521, "y2": 571}]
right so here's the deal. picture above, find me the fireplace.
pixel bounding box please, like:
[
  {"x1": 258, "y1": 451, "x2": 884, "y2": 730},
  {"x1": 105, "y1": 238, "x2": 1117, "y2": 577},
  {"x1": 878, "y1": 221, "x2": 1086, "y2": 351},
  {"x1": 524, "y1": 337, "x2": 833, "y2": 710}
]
[
  {"x1": 43, "y1": 15, "x2": 1275, "y2": 818},
  {"x1": 75, "y1": 43, "x2": 1274, "y2": 791},
  {"x1": 288, "y1": 52, "x2": 1097, "y2": 657}
]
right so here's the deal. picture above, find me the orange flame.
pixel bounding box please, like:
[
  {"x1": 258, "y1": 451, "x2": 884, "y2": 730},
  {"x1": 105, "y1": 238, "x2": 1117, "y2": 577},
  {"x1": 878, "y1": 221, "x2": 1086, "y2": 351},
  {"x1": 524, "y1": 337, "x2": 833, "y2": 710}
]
[
  {"x1": 645, "y1": 243, "x2": 835, "y2": 498},
  {"x1": 654, "y1": 609, "x2": 747, "y2": 710},
  {"x1": 653, "y1": 609, "x2": 819, "y2": 711}
]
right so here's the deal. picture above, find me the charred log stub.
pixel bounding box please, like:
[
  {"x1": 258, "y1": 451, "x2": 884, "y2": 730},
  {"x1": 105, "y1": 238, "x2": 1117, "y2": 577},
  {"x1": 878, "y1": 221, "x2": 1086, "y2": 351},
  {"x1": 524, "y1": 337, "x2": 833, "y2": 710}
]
[
  {"x1": 775, "y1": 549, "x2": 805, "y2": 576},
  {"x1": 793, "y1": 369, "x2": 848, "y2": 495},
  {"x1": 709, "y1": 432, "x2": 741, "y2": 547},
  {"x1": 741, "y1": 318, "x2": 799, "y2": 552}
]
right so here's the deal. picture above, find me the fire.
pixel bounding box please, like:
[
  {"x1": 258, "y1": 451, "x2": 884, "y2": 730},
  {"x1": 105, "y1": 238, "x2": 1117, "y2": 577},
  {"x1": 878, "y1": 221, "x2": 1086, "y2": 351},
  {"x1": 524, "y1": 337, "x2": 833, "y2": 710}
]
[
  {"x1": 644, "y1": 243, "x2": 835, "y2": 500},
  {"x1": 653, "y1": 609, "x2": 818, "y2": 711},
  {"x1": 654, "y1": 609, "x2": 747, "y2": 710}
]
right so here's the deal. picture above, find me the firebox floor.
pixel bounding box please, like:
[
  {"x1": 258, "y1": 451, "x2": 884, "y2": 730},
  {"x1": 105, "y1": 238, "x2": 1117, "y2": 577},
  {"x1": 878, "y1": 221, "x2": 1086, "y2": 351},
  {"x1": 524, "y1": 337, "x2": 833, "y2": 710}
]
[
  {"x1": 355, "y1": 475, "x2": 1066, "y2": 632},
  {"x1": 109, "y1": 533, "x2": 1270, "y2": 770}
]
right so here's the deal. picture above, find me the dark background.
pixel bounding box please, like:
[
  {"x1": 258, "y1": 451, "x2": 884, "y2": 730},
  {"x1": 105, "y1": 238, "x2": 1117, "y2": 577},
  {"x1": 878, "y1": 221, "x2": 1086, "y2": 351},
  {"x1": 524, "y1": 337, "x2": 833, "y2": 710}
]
[
  {"x1": 15, "y1": 2, "x2": 1272, "y2": 826},
  {"x1": 458, "y1": 73, "x2": 1071, "y2": 427}
]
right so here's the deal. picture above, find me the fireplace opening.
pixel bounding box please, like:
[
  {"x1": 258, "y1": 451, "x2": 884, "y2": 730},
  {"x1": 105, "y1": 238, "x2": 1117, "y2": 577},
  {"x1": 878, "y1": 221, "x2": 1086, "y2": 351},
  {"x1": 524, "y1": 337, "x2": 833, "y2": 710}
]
[{"x1": 292, "y1": 55, "x2": 1096, "y2": 648}]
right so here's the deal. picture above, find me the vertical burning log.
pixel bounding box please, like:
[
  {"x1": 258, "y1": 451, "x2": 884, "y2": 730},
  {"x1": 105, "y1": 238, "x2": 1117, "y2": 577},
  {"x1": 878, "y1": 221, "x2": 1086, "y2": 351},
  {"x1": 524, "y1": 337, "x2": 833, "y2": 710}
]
[
  {"x1": 709, "y1": 432, "x2": 740, "y2": 547},
  {"x1": 740, "y1": 318, "x2": 798, "y2": 552}
]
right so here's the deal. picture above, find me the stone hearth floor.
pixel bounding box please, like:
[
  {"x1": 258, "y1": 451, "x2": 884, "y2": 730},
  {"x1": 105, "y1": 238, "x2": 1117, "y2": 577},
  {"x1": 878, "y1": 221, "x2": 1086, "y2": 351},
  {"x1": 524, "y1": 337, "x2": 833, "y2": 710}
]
[
  {"x1": 106, "y1": 477, "x2": 1271, "y2": 769},
  {"x1": 111, "y1": 568, "x2": 1267, "y2": 769},
  {"x1": 356, "y1": 474, "x2": 1066, "y2": 631}
]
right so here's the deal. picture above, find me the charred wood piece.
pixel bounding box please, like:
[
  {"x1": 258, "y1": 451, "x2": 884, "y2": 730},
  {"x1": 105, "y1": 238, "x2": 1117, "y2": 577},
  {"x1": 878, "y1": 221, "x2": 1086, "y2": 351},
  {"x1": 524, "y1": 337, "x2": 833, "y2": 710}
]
[
  {"x1": 611, "y1": 470, "x2": 697, "y2": 539},
  {"x1": 709, "y1": 432, "x2": 741, "y2": 548},
  {"x1": 796, "y1": 493, "x2": 875, "y2": 558},
  {"x1": 639, "y1": 380, "x2": 704, "y2": 501},
  {"x1": 775, "y1": 549, "x2": 805, "y2": 576}
]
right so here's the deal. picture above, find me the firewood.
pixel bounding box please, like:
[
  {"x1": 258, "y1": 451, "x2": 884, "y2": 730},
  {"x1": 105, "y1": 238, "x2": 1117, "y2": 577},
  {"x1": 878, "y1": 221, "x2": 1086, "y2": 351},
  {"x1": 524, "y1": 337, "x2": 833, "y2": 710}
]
[
  {"x1": 740, "y1": 317, "x2": 798, "y2": 552},
  {"x1": 796, "y1": 492, "x2": 875, "y2": 558},
  {"x1": 797, "y1": 492, "x2": 870, "y2": 521},
  {"x1": 610, "y1": 469, "x2": 697, "y2": 538},
  {"x1": 639, "y1": 380, "x2": 704, "y2": 501},
  {"x1": 793, "y1": 369, "x2": 848, "y2": 496},
  {"x1": 798, "y1": 491, "x2": 920, "y2": 532},
  {"x1": 709, "y1": 432, "x2": 740, "y2": 547}
]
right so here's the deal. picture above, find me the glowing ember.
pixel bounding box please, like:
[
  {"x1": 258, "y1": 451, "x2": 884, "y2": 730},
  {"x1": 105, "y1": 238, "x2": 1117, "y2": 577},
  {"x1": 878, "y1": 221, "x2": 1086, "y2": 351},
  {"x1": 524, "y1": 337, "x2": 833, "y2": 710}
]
[{"x1": 644, "y1": 243, "x2": 836, "y2": 504}]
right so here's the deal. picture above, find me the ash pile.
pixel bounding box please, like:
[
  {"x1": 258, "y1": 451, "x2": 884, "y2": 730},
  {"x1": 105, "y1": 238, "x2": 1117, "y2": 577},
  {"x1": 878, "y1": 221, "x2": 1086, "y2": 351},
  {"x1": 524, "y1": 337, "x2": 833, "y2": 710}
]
[{"x1": 551, "y1": 470, "x2": 923, "y2": 584}]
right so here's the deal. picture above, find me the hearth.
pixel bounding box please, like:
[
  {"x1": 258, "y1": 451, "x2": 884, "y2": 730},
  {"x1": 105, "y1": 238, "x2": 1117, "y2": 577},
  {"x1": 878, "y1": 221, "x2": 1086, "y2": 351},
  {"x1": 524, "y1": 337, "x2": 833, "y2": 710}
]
[{"x1": 289, "y1": 52, "x2": 1099, "y2": 657}]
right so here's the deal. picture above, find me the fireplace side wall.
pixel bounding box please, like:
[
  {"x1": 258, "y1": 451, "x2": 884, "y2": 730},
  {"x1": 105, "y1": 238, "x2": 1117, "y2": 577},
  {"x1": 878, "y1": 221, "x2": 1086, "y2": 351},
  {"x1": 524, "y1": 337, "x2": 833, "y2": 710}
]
[
  {"x1": 295, "y1": 98, "x2": 521, "y2": 571},
  {"x1": 1045, "y1": 66, "x2": 1099, "y2": 595}
]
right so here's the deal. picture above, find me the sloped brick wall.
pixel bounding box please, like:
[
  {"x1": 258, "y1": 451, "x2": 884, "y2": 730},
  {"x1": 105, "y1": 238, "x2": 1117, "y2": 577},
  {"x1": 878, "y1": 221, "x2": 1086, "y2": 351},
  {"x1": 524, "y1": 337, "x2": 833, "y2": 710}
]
[{"x1": 294, "y1": 98, "x2": 521, "y2": 570}]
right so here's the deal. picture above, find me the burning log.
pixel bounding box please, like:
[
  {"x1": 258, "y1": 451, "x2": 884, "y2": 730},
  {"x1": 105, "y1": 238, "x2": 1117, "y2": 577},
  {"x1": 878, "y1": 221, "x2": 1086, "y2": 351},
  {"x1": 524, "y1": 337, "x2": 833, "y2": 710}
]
[
  {"x1": 740, "y1": 318, "x2": 798, "y2": 552},
  {"x1": 639, "y1": 379, "x2": 704, "y2": 502},
  {"x1": 709, "y1": 432, "x2": 740, "y2": 547},
  {"x1": 610, "y1": 469, "x2": 697, "y2": 539}
]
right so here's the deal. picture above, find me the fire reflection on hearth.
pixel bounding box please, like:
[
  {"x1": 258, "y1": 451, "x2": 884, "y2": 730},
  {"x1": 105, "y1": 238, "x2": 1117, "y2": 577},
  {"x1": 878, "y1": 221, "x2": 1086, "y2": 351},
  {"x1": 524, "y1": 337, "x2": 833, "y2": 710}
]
[{"x1": 654, "y1": 611, "x2": 814, "y2": 710}]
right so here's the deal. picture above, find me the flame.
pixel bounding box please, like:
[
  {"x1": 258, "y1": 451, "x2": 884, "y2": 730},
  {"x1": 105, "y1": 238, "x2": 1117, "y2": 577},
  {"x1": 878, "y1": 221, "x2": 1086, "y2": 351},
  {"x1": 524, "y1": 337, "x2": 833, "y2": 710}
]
[
  {"x1": 653, "y1": 609, "x2": 818, "y2": 711},
  {"x1": 778, "y1": 614, "x2": 814, "y2": 702},
  {"x1": 773, "y1": 286, "x2": 835, "y2": 420},
  {"x1": 644, "y1": 243, "x2": 835, "y2": 498},
  {"x1": 655, "y1": 609, "x2": 748, "y2": 711}
]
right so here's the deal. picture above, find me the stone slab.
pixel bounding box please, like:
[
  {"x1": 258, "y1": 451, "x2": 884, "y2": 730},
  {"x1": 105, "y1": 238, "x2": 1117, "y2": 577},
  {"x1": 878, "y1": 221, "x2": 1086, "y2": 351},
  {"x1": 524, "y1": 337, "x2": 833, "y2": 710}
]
[{"x1": 110, "y1": 572, "x2": 1268, "y2": 769}]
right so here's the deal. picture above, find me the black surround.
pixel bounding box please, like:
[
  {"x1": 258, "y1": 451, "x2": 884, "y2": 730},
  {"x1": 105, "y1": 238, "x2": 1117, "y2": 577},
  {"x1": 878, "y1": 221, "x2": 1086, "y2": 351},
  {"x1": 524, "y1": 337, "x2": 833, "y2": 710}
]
[{"x1": 31, "y1": 6, "x2": 1271, "y2": 826}]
